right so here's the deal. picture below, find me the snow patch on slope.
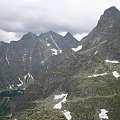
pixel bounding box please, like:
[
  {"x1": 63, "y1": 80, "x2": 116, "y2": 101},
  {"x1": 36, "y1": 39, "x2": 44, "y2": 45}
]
[
  {"x1": 99, "y1": 109, "x2": 108, "y2": 119},
  {"x1": 22, "y1": 53, "x2": 27, "y2": 62},
  {"x1": 29, "y1": 57, "x2": 32, "y2": 60},
  {"x1": 53, "y1": 94, "x2": 68, "y2": 109},
  {"x1": 46, "y1": 43, "x2": 51, "y2": 46},
  {"x1": 24, "y1": 73, "x2": 34, "y2": 81},
  {"x1": 112, "y1": 71, "x2": 120, "y2": 78},
  {"x1": 22, "y1": 73, "x2": 34, "y2": 90},
  {"x1": 72, "y1": 45, "x2": 82, "y2": 52},
  {"x1": 54, "y1": 94, "x2": 67, "y2": 100},
  {"x1": 88, "y1": 73, "x2": 107, "y2": 78},
  {"x1": 105, "y1": 60, "x2": 119, "y2": 63},
  {"x1": 9, "y1": 85, "x2": 13, "y2": 89},
  {"x1": 53, "y1": 93, "x2": 72, "y2": 120},
  {"x1": 62, "y1": 110, "x2": 72, "y2": 120},
  {"x1": 51, "y1": 48, "x2": 58, "y2": 55},
  {"x1": 59, "y1": 49, "x2": 62, "y2": 53},
  {"x1": 6, "y1": 56, "x2": 10, "y2": 65},
  {"x1": 6, "y1": 54, "x2": 10, "y2": 65},
  {"x1": 17, "y1": 78, "x2": 24, "y2": 87},
  {"x1": 41, "y1": 60, "x2": 45, "y2": 64},
  {"x1": 95, "y1": 51, "x2": 98, "y2": 55},
  {"x1": 50, "y1": 34, "x2": 62, "y2": 53}
]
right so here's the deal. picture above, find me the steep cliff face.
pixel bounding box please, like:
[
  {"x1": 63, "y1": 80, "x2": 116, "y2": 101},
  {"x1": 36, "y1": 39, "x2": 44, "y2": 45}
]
[{"x1": 80, "y1": 6, "x2": 120, "y2": 60}]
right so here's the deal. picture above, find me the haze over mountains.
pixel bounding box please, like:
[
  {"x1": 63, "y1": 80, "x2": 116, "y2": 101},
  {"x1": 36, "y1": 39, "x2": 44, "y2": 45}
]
[{"x1": 0, "y1": 6, "x2": 120, "y2": 120}]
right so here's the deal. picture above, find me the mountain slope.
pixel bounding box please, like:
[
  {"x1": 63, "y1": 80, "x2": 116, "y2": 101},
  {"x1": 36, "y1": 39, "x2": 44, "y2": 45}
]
[
  {"x1": 9, "y1": 52, "x2": 120, "y2": 120},
  {"x1": 80, "y1": 6, "x2": 120, "y2": 60}
]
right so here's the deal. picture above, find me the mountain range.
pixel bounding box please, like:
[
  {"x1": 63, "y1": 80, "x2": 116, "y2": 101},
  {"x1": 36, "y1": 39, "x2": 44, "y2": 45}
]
[
  {"x1": 0, "y1": 6, "x2": 120, "y2": 120},
  {"x1": 0, "y1": 31, "x2": 80, "y2": 86}
]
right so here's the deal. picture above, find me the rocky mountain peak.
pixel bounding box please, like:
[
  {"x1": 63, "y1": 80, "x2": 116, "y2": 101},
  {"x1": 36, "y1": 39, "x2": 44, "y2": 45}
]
[
  {"x1": 98, "y1": 6, "x2": 120, "y2": 26},
  {"x1": 64, "y1": 32, "x2": 79, "y2": 46},
  {"x1": 24, "y1": 32, "x2": 36, "y2": 37},
  {"x1": 48, "y1": 31, "x2": 63, "y2": 39},
  {"x1": 64, "y1": 32, "x2": 73, "y2": 37},
  {"x1": 49, "y1": 30, "x2": 55, "y2": 34},
  {"x1": 80, "y1": 6, "x2": 120, "y2": 60},
  {"x1": 104, "y1": 6, "x2": 119, "y2": 15},
  {"x1": 27, "y1": 32, "x2": 34, "y2": 35},
  {"x1": 20, "y1": 32, "x2": 38, "y2": 42}
]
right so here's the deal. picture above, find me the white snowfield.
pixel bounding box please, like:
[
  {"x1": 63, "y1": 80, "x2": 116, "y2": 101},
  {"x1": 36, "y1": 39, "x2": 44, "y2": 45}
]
[
  {"x1": 72, "y1": 45, "x2": 82, "y2": 52},
  {"x1": 95, "y1": 51, "x2": 98, "y2": 55},
  {"x1": 62, "y1": 110, "x2": 72, "y2": 120},
  {"x1": 53, "y1": 94, "x2": 68, "y2": 109},
  {"x1": 9, "y1": 85, "x2": 13, "y2": 89},
  {"x1": 17, "y1": 78, "x2": 24, "y2": 87},
  {"x1": 59, "y1": 49, "x2": 62, "y2": 53},
  {"x1": 8, "y1": 85, "x2": 15, "y2": 90},
  {"x1": 51, "y1": 48, "x2": 58, "y2": 55},
  {"x1": 6, "y1": 55, "x2": 10, "y2": 65},
  {"x1": 54, "y1": 94, "x2": 67, "y2": 100},
  {"x1": 99, "y1": 109, "x2": 108, "y2": 119},
  {"x1": 88, "y1": 73, "x2": 107, "y2": 78},
  {"x1": 29, "y1": 57, "x2": 32, "y2": 60},
  {"x1": 46, "y1": 43, "x2": 51, "y2": 46},
  {"x1": 112, "y1": 71, "x2": 120, "y2": 78},
  {"x1": 41, "y1": 61, "x2": 44, "y2": 64},
  {"x1": 53, "y1": 93, "x2": 72, "y2": 120},
  {"x1": 105, "y1": 60, "x2": 119, "y2": 63},
  {"x1": 53, "y1": 101, "x2": 62, "y2": 109}
]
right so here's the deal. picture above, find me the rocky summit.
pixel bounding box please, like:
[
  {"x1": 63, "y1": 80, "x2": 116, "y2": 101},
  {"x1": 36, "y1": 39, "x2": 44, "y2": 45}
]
[{"x1": 0, "y1": 6, "x2": 120, "y2": 120}]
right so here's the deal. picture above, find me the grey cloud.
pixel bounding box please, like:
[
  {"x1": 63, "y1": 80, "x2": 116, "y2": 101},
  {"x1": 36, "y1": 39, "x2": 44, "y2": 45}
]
[{"x1": 0, "y1": 0, "x2": 120, "y2": 42}]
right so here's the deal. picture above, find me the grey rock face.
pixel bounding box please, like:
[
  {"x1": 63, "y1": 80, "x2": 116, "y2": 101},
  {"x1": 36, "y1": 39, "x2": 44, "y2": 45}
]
[
  {"x1": 80, "y1": 6, "x2": 120, "y2": 60},
  {"x1": 0, "y1": 31, "x2": 80, "y2": 86}
]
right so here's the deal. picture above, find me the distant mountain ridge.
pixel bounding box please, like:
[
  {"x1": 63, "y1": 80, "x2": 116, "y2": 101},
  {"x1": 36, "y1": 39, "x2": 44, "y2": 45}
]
[{"x1": 0, "y1": 31, "x2": 80, "y2": 86}]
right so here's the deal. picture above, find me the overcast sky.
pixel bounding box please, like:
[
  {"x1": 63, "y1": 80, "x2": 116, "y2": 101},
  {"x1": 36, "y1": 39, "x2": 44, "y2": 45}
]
[{"x1": 0, "y1": 0, "x2": 120, "y2": 42}]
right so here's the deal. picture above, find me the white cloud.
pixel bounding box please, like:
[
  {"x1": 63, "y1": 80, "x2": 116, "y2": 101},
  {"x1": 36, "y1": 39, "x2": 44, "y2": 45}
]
[
  {"x1": 24, "y1": 0, "x2": 40, "y2": 3},
  {"x1": 59, "y1": 32, "x2": 67, "y2": 36},
  {"x1": 0, "y1": 29, "x2": 20, "y2": 43},
  {"x1": 74, "y1": 33, "x2": 88, "y2": 41}
]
